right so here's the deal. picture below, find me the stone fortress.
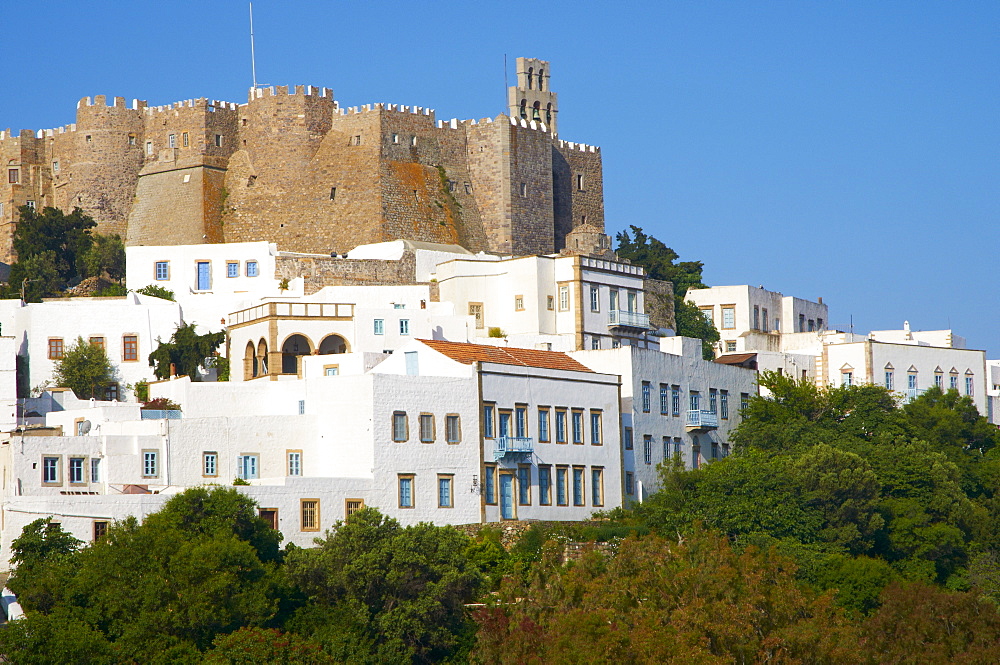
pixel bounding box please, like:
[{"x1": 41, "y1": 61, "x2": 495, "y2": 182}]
[{"x1": 0, "y1": 58, "x2": 609, "y2": 264}]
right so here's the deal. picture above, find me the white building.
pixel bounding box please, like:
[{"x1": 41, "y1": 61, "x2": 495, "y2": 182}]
[
  {"x1": 435, "y1": 253, "x2": 658, "y2": 352},
  {"x1": 0, "y1": 293, "x2": 184, "y2": 402},
  {"x1": 0, "y1": 339, "x2": 623, "y2": 566},
  {"x1": 685, "y1": 284, "x2": 828, "y2": 356},
  {"x1": 572, "y1": 337, "x2": 758, "y2": 501}
]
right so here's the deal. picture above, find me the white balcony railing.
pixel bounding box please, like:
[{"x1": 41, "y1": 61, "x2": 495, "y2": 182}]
[
  {"x1": 685, "y1": 410, "x2": 719, "y2": 429},
  {"x1": 608, "y1": 310, "x2": 651, "y2": 329},
  {"x1": 493, "y1": 436, "x2": 534, "y2": 461}
]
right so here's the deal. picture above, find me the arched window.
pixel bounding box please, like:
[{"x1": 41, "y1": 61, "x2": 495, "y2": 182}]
[
  {"x1": 519, "y1": 99, "x2": 527, "y2": 120},
  {"x1": 319, "y1": 334, "x2": 349, "y2": 355},
  {"x1": 532, "y1": 101, "x2": 541, "y2": 121},
  {"x1": 257, "y1": 339, "x2": 269, "y2": 376},
  {"x1": 538, "y1": 69, "x2": 545, "y2": 91},
  {"x1": 546, "y1": 102, "x2": 552, "y2": 124},
  {"x1": 244, "y1": 342, "x2": 257, "y2": 380},
  {"x1": 527, "y1": 67, "x2": 533, "y2": 90},
  {"x1": 281, "y1": 334, "x2": 312, "y2": 374}
]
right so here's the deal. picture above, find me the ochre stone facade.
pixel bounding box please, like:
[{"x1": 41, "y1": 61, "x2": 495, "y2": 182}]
[{"x1": 0, "y1": 58, "x2": 605, "y2": 263}]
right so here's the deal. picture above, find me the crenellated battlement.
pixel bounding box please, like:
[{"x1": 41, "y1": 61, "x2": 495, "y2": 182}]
[
  {"x1": 557, "y1": 139, "x2": 600, "y2": 153},
  {"x1": 77, "y1": 95, "x2": 145, "y2": 110},
  {"x1": 248, "y1": 85, "x2": 334, "y2": 102},
  {"x1": 37, "y1": 124, "x2": 79, "y2": 138},
  {"x1": 338, "y1": 103, "x2": 434, "y2": 118},
  {"x1": 141, "y1": 98, "x2": 240, "y2": 116}
]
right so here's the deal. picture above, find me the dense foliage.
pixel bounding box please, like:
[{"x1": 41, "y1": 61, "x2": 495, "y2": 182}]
[
  {"x1": 615, "y1": 225, "x2": 719, "y2": 359},
  {"x1": 148, "y1": 323, "x2": 225, "y2": 380},
  {"x1": 5, "y1": 380, "x2": 1000, "y2": 661},
  {"x1": 3, "y1": 206, "x2": 125, "y2": 301},
  {"x1": 51, "y1": 336, "x2": 117, "y2": 399}
]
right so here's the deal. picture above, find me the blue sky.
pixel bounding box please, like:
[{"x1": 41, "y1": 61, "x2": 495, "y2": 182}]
[{"x1": 3, "y1": 1, "x2": 997, "y2": 354}]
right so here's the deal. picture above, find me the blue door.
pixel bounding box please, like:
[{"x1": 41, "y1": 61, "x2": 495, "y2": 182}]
[
  {"x1": 196, "y1": 262, "x2": 210, "y2": 290},
  {"x1": 499, "y1": 413, "x2": 511, "y2": 438},
  {"x1": 500, "y1": 474, "x2": 514, "y2": 519}
]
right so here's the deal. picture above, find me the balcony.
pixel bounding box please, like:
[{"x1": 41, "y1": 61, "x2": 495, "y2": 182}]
[
  {"x1": 228, "y1": 301, "x2": 355, "y2": 327},
  {"x1": 493, "y1": 436, "x2": 534, "y2": 462},
  {"x1": 140, "y1": 409, "x2": 182, "y2": 420},
  {"x1": 685, "y1": 410, "x2": 718, "y2": 431},
  {"x1": 608, "y1": 310, "x2": 652, "y2": 330},
  {"x1": 904, "y1": 388, "x2": 927, "y2": 404}
]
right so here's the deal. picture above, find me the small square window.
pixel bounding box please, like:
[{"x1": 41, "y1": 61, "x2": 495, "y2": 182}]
[
  {"x1": 93, "y1": 521, "x2": 109, "y2": 541},
  {"x1": 399, "y1": 319, "x2": 410, "y2": 335},
  {"x1": 168, "y1": 134, "x2": 176, "y2": 148},
  {"x1": 91, "y1": 458, "x2": 100, "y2": 482},
  {"x1": 68, "y1": 457, "x2": 86, "y2": 484},
  {"x1": 226, "y1": 262, "x2": 239, "y2": 278},
  {"x1": 122, "y1": 335, "x2": 138, "y2": 361},
  {"x1": 203, "y1": 452, "x2": 218, "y2": 477},
  {"x1": 155, "y1": 261, "x2": 169, "y2": 281},
  {"x1": 48, "y1": 338, "x2": 64, "y2": 360},
  {"x1": 146, "y1": 141, "x2": 153, "y2": 156},
  {"x1": 214, "y1": 134, "x2": 224, "y2": 147},
  {"x1": 246, "y1": 261, "x2": 258, "y2": 277},
  {"x1": 8, "y1": 169, "x2": 19, "y2": 184},
  {"x1": 287, "y1": 450, "x2": 302, "y2": 476},
  {"x1": 392, "y1": 412, "x2": 408, "y2": 442},
  {"x1": 547, "y1": 295, "x2": 554, "y2": 311},
  {"x1": 42, "y1": 456, "x2": 61, "y2": 485},
  {"x1": 392, "y1": 133, "x2": 399, "y2": 144},
  {"x1": 373, "y1": 319, "x2": 384, "y2": 335},
  {"x1": 52, "y1": 161, "x2": 60, "y2": 174},
  {"x1": 419, "y1": 414, "x2": 435, "y2": 442},
  {"x1": 300, "y1": 499, "x2": 320, "y2": 531},
  {"x1": 142, "y1": 450, "x2": 159, "y2": 478},
  {"x1": 514, "y1": 295, "x2": 524, "y2": 311},
  {"x1": 128, "y1": 134, "x2": 136, "y2": 146},
  {"x1": 446, "y1": 414, "x2": 461, "y2": 443}
]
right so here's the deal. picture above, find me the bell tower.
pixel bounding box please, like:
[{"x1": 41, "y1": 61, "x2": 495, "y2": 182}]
[{"x1": 507, "y1": 57, "x2": 558, "y2": 133}]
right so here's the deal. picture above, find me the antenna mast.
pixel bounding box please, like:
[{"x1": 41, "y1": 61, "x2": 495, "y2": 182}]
[{"x1": 249, "y1": 2, "x2": 258, "y2": 89}]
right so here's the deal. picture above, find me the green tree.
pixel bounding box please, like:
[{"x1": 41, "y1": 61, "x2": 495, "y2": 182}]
[
  {"x1": 5, "y1": 206, "x2": 97, "y2": 299},
  {"x1": 285, "y1": 507, "x2": 482, "y2": 663},
  {"x1": 82, "y1": 232, "x2": 126, "y2": 282},
  {"x1": 615, "y1": 225, "x2": 719, "y2": 358},
  {"x1": 203, "y1": 628, "x2": 335, "y2": 664},
  {"x1": 135, "y1": 283, "x2": 176, "y2": 301},
  {"x1": 9, "y1": 250, "x2": 63, "y2": 303},
  {"x1": 51, "y1": 336, "x2": 117, "y2": 399},
  {"x1": 148, "y1": 323, "x2": 225, "y2": 380}
]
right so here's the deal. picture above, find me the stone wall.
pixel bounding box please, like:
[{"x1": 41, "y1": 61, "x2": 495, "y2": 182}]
[
  {"x1": 644, "y1": 277, "x2": 677, "y2": 332},
  {"x1": 274, "y1": 250, "x2": 418, "y2": 294}
]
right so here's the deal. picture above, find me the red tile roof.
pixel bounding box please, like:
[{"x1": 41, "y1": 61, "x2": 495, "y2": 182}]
[{"x1": 418, "y1": 339, "x2": 593, "y2": 373}]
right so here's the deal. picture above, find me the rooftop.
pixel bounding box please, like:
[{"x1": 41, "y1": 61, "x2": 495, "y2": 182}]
[{"x1": 419, "y1": 339, "x2": 593, "y2": 373}]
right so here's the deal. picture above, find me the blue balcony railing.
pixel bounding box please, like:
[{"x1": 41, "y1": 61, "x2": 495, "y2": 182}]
[
  {"x1": 140, "y1": 410, "x2": 182, "y2": 420},
  {"x1": 608, "y1": 310, "x2": 651, "y2": 329},
  {"x1": 685, "y1": 410, "x2": 718, "y2": 429},
  {"x1": 493, "y1": 436, "x2": 534, "y2": 462}
]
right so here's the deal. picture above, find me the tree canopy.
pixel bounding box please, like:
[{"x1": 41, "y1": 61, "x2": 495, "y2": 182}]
[
  {"x1": 148, "y1": 323, "x2": 225, "y2": 380},
  {"x1": 615, "y1": 225, "x2": 719, "y2": 358},
  {"x1": 51, "y1": 336, "x2": 117, "y2": 399}
]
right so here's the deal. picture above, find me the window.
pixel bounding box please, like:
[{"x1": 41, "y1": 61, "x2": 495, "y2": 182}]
[
  {"x1": 89, "y1": 336, "x2": 105, "y2": 350},
  {"x1": 689, "y1": 391, "x2": 700, "y2": 411},
  {"x1": 128, "y1": 133, "x2": 136, "y2": 146},
  {"x1": 841, "y1": 371, "x2": 853, "y2": 387},
  {"x1": 558, "y1": 285, "x2": 570, "y2": 311},
  {"x1": 555, "y1": 409, "x2": 567, "y2": 443},
  {"x1": 538, "y1": 408, "x2": 550, "y2": 442},
  {"x1": 556, "y1": 466, "x2": 568, "y2": 506},
  {"x1": 410, "y1": 135, "x2": 417, "y2": 147},
  {"x1": 753, "y1": 306, "x2": 760, "y2": 330},
  {"x1": 237, "y1": 454, "x2": 258, "y2": 480},
  {"x1": 741, "y1": 393, "x2": 750, "y2": 411},
  {"x1": 539, "y1": 465, "x2": 552, "y2": 505},
  {"x1": 122, "y1": 335, "x2": 138, "y2": 361},
  {"x1": 484, "y1": 464, "x2": 496, "y2": 504},
  {"x1": 8, "y1": 168, "x2": 18, "y2": 184},
  {"x1": 93, "y1": 521, "x2": 109, "y2": 541},
  {"x1": 182, "y1": 132, "x2": 189, "y2": 147},
  {"x1": 546, "y1": 295, "x2": 554, "y2": 310},
  {"x1": 709, "y1": 389, "x2": 718, "y2": 414},
  {"x1": 572, "y1": 467, "x2": 585, "y2": 506},
  {"x1": 43, "y1": 456, "x2": 60, "y2": 484},
  {"x1": 672, "y1": 385, "x2": 681, "y2": 416},
  {"x1": 446, "y1": 414, "x2": 461, "y2": 443},
  {"x1": 105, "y1": 383, "x2": 119, "y2": 401},
  {"x1": 519, "y1": 182, "x2": 527, "y2": 197},
  {"x1": 143, "y1": 450, "x2": 159, "y2": 478},
  {"x1": 345, "y1": 499, "x2": 365, "y2": 519},
  {"x1": 398, "y1": 475, "x2": 414, "y2": 508},
  {"x1": 762, "y1": 308, "x2": 769, "y2": 332},
  {"x1": 674, "y1": 437, "x2": 683, "y2": 457},
  {"x1": 514, "y1": 295, "x2": 524, "y2": 311},
  {"x1": 966, "y1": 376, "x2": 974, "y2": 396},
  {"x1": 590, "y1": 410, "x2": 602, "y2": 445},
  {"x1": 91, "y1": 458, "x2": 100, "y2": 483},
  {"x1": 483, "y1": 404, "x2": 495, "y2": 438},
  {"x1": 591, "y1": 336, "x2": 600, "y2": 350},
  {"x1": 934, "y1": 372, "x2": 943, "y2": 388},
  {"x1": 52, "y1": 160, "x2": 60, "y2": 174},
  {"x1": 950, "y1": 374, "x2": 959, "y2": 390},
  {"x1": 700, "y1": 307, "x2": 714, "y2": 326},
  {"x1": 399, "y1": 319, "x2": 410, "y2": 335},
  {"x1": 48, "y1": 338, "x2": 64, "y2": 360},
  {"x1": 203, "y1": 452, "x2": 218, "y2": 477},
  {"x1": 692, "y1": 445, "x2": 700, "y2": 470},
  {"x1": 246, "y1": 261, "x2": 258, "y2": 277},
  {"x1": 571, "y1": 409, "x2": 583, "y2": 444},
  {"x1": 368, "y1": 318, "x2": 383, "y2": 337},
  {"x1": 663, "y1": 437, "x2": 671, "y2": 461},
  {"x1": 590, "y1": 286, "x2": 599, "y2": 311},
  {"x1": 392, "y1": 133, "x2": 399, "y2": 144},
  {"x1": 627, "y1": 291, "x2": 637, "y2": 312},
  {"x1": 392, "y1": 411, "x2": 408, "y2": 442},
  {"x1": 885, "y1": 371, "x2": 894, "y2": 390},
  {"x1": 726, "y1": 341, "x2": 737, "y2": 353},
  {"x1": 644, "y1": 435, "x2": 652, "y2": 465},
  {"x1": 515, "y1": 405, "x2": 527, "y2": 437},
  {"x1": 69, "y1": 457, "x2": 85, "y2": 484},
  {"x1": 722, "y1": 306, "x2": 735, "y2": 329},
  {"x1": 660, "y1": 384, "x2": 669, "y2": 415},
  {"x1": 146, "y1": 141, "x2": 153, "y2": 156},
  {"x1": 641, "y1": 382, "x2": 651, "y2": 412},
  {"x1": 25, "y1": 200, "x2": 34, "y2": 211},
  {"x1": 287, "y1": 451, "x2": 302, "y2": 476},
  {"x1": 298, "y1": 400, "x2": 306, "y2": 415},
  {"x1": 168, "y1": 134, "x2": 176, "y2": 148},
  {"x1": 468, "y1": 302, "x2": 484, "y2": 328},
  {"x1": 439, "y1": 475, "x2": 454, "y2": 508},
  {"x1": 591, "y1": 468, "x2": 604, "y2": 506},
  {"x1": 577, "y1": 173, "x2": 585, "y2": 190},
  {"x1": 259, "y1": 508, "x2": 278, "y2": 529},
  {"x1": 625, "y1": 471, "x2": 635, "y2": 495},
  {"x1": 720, "y1": 391, "x2": 729, "y2": 419},
  {"x1": 155, "y1": 260, "x2": 169, "y2": 280},
  {"x1": 518, "y1": 466, "x2": 531, "y2": 505},
  {"x1": 227, "y1": 261, "x2": 239, "y2": 278},
  {"x1": 214, "y1": 134, "x2": 223, "y2": 147},
  {"x1": 324, "y1": 365, "x2": 339, "y2": 376},
  {"x1": 300, "y1": 500, "x2": 320, "y2": 531},
  {"x1": 817, "y1": 318, "x2": 824, "y2": 330},
  {"x1": 419, "y1": 413, "x2": 435, "y2": 442},
  {"x1": 908, "y1": 374, "x2": 918, "y2": 390},
  {"x1": 624, "y1": 426, "x2": 633, "y2": 450}
]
